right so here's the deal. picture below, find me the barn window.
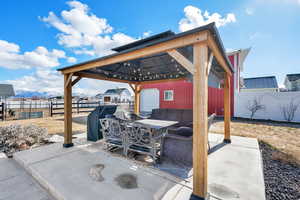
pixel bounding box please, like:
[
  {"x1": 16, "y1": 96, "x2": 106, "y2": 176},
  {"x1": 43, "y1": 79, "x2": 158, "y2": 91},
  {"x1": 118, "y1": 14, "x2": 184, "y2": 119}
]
[{"x1": 164, "y1": 90, "x2": 174, "y2": 101}]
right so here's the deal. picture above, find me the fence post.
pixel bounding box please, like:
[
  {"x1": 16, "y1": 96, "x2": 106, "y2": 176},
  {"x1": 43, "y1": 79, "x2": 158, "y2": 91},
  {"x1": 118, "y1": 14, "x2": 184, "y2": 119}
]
[
  {"x1": 77, "y1": 101, "x2": 80, "y2": 114},
  {"x1": 50, "y1": 101, "x2": 53, "y2": 117},
  {"x1": 0, "y1": 103, "x2": 3, "y2": 121},
  {"x1": 29, "y1": 102, "x2": 32, "y2": 119},
  {"x1": 3, "y1": 102, "x2": 5, "y2": 121}
]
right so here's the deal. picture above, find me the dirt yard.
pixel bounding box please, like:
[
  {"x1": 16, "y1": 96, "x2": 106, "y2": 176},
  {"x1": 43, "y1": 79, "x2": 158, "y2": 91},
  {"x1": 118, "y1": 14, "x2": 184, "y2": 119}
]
[
  {"x1": 210, "y1": 119, "x2": 300, "y2": 165},
  {"x1": 0, "y1": 114, "x2": 87, "y2": 136}
]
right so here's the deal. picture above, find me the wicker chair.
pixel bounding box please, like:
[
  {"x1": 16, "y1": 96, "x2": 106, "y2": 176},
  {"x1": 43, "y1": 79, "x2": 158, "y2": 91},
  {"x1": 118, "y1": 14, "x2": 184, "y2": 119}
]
[{"x1": 161, "y1": 113, "x2": 216, "y2": 166}]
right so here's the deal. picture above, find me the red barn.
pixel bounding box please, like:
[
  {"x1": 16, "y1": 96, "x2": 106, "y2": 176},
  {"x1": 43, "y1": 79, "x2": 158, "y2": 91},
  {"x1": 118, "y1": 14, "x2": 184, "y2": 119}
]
[{"x1": 140, "y1": 48, "x2": 250, "y2": 116}]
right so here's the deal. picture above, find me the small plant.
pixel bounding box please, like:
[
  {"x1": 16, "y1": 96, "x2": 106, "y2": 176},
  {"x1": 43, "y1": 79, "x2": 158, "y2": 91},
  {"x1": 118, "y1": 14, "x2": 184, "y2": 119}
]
[
  {"x1": 280, "y1": 99, "x2": 299, "y2": 122},
  {"x1": 246, "y1": 96, "x2": 265, "y2": 119},
  {"x1": 0, "y1": 124, "x2": 48, "y2": 155}
]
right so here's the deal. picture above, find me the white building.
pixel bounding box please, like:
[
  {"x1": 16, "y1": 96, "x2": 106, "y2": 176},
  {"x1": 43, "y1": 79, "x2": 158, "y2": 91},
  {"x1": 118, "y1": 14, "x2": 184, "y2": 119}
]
[
  {"x1": 284, "y1": 73, "x2": 300, "y2": 91},
  {"x1": 240, "y1": 76, "x2": 279, "y2": 92},
  {"x1": 102, "y1": 88, "x2": 132, "y2": 103}
]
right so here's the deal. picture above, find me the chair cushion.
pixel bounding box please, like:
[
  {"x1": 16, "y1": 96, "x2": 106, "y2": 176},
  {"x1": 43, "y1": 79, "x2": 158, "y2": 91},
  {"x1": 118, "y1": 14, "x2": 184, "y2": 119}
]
[
  {"x1": 167, "y1": 109, "x2": 183, "y2": 121},
  {"x1": 150, "y1": 109, "x2": 161, "y2": 119},
  {"x1": 174, "y1": 127, "x2": 193, "y2": 137},
  {"x1": 150, "y1": 108, "x2": 193, "y2": 123},
  {"x1": 150, "y1": 109, "x2": 169, "y2": 120},
  {"x1": 181, "y1": 109, "x2": 193, "y2": 122}
]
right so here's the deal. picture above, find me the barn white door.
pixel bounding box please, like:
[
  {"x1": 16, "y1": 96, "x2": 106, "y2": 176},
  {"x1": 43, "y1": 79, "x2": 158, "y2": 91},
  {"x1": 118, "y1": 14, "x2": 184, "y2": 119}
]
[{"x1": 140, "y1": 88, "x2": 159, "y2": 112}]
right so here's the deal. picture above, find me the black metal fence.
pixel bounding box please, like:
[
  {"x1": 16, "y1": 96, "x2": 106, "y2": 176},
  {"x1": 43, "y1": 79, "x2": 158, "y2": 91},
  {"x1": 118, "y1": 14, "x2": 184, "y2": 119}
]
[{"x1": 0, "y1": 103, "x2": 4, "y2": 121}]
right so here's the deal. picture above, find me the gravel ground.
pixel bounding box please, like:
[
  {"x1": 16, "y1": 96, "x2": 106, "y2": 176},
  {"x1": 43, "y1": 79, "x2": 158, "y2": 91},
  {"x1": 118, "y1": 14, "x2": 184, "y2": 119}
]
[{"x1": 260, "y1": 142, "x2": 300, "y2": 200}]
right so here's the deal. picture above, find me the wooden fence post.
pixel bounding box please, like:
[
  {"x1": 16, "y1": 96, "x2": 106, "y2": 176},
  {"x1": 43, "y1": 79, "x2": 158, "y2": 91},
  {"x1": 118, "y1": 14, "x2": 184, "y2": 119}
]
[
  {"x1": 29, "y1": 102, "x2": 32, "y2": 119},
  {"x1": 77, "y1": 101, "x2": 80, "y2": 114},
  {"x1": 0, "y1": 103, "x2": 3, "y2": 121},
  {"x1": 50, "y1": 101, "x2": 53, "y2": 117}
]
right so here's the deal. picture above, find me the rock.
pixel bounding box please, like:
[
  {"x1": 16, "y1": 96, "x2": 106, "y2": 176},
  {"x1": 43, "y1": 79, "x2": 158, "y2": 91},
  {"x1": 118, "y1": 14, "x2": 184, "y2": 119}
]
[
  {"x1": 259, "y1": 142, "x2": 300, "y2": 200},
  {"x1": 48, "y1": 135, "x2": 64, "y2": 143}
]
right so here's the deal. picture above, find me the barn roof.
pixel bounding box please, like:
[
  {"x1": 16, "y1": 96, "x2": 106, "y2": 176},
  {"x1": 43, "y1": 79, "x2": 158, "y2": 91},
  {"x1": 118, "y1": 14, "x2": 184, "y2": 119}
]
[
  {"x1": 0, "y1": 84, "x2": 15, "y2": 98},
  {"x1": 243, "y1": 76, "x2": 278, "y2": 89},
  {"x1": 104, "y1": 88, "x2": 129, "y2": 95},
  {"x1": 286, "y1": 73, "x2": 300, "y2": 82}
]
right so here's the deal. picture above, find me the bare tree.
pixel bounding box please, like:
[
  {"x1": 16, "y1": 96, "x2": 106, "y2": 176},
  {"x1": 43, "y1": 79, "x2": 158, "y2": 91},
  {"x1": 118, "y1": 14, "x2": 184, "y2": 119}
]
[
  {"x1": 246, "y1": 96, "x2": 266, "y2": 119},
  {"x1": 280, "y1": 99, "x2": 299, "y2": 122}
]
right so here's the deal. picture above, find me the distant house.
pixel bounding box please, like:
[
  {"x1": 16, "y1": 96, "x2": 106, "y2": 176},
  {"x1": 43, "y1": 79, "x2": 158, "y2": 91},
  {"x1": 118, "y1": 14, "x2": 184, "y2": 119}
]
[
  {"x1": 241, "y1": 76, "x2": 279, "y2": 92},
  {"x1": 95, "y1": 93, "x2": 104, "y2": 99},
  {"x1": 284, "y1": 73, "x2": 300, "y2": 91},
  {"x1": 0, "y1": 84, "x2": 15, "y2": 100},
  {"x1": 103, "y1": 88, "x2": 132, "y2": 103}
]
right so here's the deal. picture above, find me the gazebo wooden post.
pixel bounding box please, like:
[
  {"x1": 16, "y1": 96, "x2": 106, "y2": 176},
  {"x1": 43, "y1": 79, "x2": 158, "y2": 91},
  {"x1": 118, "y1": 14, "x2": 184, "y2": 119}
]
[
  {"x1": 63, "y1": 73, "x2": 73, "y2": 148},
  {"x1": 223, "y1": 73, "x2": 231, "y2": 143},
  {"x1": 191, "y1": 43, "x2": 209, "y2": 200},
  {"x1": 134, "y1": 84, "x2": 141, "y2": 115}
]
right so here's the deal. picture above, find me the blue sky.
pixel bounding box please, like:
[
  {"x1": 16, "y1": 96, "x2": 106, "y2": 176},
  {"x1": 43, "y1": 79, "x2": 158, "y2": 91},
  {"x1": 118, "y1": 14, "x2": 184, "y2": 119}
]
[{"x1": 0, "y1": 0, "x2": 299, "y2": 95}]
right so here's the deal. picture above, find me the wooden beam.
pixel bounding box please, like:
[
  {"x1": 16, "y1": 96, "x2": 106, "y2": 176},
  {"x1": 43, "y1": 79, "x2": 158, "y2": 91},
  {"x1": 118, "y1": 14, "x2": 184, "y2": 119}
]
[
  {"x1": 74, "y1": 72, "x2": 137, "y2": 84},
  {"x1": 61, "y1": 32, "x2": 208, "y2": 74},
  {"x1": 224, "y1": 73, "x2": 231, "y2": 142},
  {"x1": 167, "y1": 49, "x2": 194, "y2": 74},
  {"x1": 207, "y1": 34, "x2": 232, "y2": 76},
  {"x1": 129, "y1": 84, "x2": 135, "y2": 92},
  {"x1": 192, "y1": 43, "x2": 208, "y2": 199},
  {"x1": 71, "y1": 76, "x2": 82, "y2": 86},
  {"x1": 64, "y1": 73, "x2": 73, "y2": 88},
  {"x1": 63, "y1": 74, "x2": 73, "y2": 148},
  {"x1": 140, "y1": 77, "x2": 187, "y2": 85},
  {"x1": 134, "y1": 84, "x2": 141, "y2": 115},
  {"x1": 206, "y1": 53, "x2": 214, "y2": 76}
]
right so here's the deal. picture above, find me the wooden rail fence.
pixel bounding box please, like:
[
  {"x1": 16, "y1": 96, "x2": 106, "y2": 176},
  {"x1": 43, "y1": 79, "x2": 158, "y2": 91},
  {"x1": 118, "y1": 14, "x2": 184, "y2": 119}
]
[{"x1": 50, "y1": 101, "x2": 101, "y2": 116}]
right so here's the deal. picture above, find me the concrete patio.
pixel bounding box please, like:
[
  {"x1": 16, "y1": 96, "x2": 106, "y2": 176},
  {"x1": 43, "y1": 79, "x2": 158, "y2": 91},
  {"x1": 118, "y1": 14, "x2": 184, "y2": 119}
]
[
  {"x1": 13, "y1": 133, "x2": 265, "y2": 200},
  {"x1": 0, "y1": 153, "x2": 54, "y2": 200}
]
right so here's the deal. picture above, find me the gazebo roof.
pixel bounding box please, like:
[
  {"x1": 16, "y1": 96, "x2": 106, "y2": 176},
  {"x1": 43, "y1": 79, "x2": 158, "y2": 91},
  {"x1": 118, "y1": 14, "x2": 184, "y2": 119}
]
[{"x1": 58, "y1": 23, "x2": 233, "y2": 84}]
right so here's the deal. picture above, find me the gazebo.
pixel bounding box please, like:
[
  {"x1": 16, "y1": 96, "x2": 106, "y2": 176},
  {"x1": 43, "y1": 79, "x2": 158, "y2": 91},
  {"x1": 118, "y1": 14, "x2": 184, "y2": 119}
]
[{"x1": 58, "y1": 22, "x2": 233, "y2": 200}]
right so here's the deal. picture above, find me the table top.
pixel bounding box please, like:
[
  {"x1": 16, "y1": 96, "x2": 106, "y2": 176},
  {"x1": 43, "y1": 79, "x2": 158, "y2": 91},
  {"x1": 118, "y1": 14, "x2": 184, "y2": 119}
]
[{"x1": 134, "y1": 119, "x2": 178, "y2": 129}]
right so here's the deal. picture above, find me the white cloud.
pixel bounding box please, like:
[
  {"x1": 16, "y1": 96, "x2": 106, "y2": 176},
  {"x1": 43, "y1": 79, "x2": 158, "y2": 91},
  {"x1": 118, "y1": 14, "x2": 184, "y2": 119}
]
[
  {"x1": 249, "y1": 32, "x2": 271, "y2": 40},
  {"x1": 4, "y1": 69, "x2": 131, "y2": 96},
  {"x1": 143, "y1": 31, "x2": 152, "y2": 38},
  {"x1": 179, "y1": 5, "x2": 236, "y2": 32},
  {"x1": 67, "y1": 57, "x2": 77, "y2": 63},
  {"x1": 249, "y1": 32, "x2": 261, "y2": 40},
  {"x1": 245, "y1": 8, "x2": 254, "y2": 15},
  {"x1": 5, "y1": 70, "x2": 63, "y2": 95},
  {"x1": 0, "y1": 40, "x2": 72, "y2": 69},
  {"x1": 41, "y1": 0, "x2": 136, "y2": 56}
]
